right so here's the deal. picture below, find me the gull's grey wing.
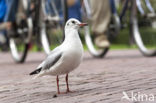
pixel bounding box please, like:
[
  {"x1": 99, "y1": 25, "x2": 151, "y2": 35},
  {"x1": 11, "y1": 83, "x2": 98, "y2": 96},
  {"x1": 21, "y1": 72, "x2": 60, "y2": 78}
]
[
  {"x1": 29, "y1": 47, "x2": 62, "y2": 75},
  {"x1": 42, "y1": 50, "x2": 62, "y2": 70}
]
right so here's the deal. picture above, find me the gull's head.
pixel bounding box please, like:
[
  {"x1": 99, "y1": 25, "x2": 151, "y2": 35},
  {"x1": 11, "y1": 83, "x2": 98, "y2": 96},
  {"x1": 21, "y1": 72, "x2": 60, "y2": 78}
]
[{"x1": 65, "y1": 18, "x2": 87, "y2": 30}]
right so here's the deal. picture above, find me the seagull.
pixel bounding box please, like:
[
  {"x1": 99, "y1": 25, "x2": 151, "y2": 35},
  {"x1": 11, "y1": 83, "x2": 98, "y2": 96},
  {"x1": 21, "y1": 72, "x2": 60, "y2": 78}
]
[{"x1": 29, "y1": 18, "x2": 87, "y2": 94}]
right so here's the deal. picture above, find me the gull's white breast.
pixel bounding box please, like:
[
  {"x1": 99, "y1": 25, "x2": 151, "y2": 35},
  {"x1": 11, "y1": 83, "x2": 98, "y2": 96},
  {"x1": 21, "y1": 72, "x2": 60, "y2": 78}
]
[{"x1": 47, "y1": 30, "x2": 83, "y2": 76}]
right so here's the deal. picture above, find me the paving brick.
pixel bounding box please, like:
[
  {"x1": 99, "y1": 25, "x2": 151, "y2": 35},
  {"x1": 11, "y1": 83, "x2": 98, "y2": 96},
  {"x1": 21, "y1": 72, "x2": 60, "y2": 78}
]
[{"x1": 0, "y1": 50, "x2": 156, "y2": 103}]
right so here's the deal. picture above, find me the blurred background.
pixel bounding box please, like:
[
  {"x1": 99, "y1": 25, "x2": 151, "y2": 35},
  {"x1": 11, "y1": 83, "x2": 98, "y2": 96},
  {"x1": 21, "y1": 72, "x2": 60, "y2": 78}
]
[{"x1": 1, "y1": 0, "x2": 156, "y2": 63}]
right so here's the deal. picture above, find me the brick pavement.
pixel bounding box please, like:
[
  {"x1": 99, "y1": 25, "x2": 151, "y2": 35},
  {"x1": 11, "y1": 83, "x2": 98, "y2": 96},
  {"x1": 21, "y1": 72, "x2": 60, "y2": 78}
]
[{"x1": 0, "y1": 50, "x2": 156, "y2": 103}]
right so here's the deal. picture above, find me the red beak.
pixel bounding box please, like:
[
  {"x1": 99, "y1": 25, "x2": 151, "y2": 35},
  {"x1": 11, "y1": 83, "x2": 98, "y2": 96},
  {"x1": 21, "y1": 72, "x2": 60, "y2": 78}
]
[{"x1": 79, "y1": 23, "x2": 88, "y2": 27}]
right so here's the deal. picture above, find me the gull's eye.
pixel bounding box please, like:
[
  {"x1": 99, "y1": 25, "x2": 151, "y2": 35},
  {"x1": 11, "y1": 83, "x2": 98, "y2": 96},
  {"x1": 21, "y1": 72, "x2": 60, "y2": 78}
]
[{"x1": 72, "y1": 21, "x2": 75, "y2": 24}]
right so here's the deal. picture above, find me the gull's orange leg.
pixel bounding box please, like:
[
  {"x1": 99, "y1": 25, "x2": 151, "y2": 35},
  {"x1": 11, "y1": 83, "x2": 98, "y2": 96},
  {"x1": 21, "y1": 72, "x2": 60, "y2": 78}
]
[
  {"x1": 56, "y1": 75, "x2": 60, "y2": 94},
  {"x1": 66, "y1": 74, "x2": 71, "y2": 93}
]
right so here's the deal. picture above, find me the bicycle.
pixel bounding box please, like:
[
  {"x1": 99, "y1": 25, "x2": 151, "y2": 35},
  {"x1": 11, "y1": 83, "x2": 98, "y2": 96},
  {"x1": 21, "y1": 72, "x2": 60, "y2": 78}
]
[
  {"x1": 82, "y1": 0, "x2": 156, "y2": 57},
  {"x1": 8, "y1": 0, "x2": 68, "y2": 63},
  {"x1": 132, "y1": 0, "x2": 156, "y2": 56}
]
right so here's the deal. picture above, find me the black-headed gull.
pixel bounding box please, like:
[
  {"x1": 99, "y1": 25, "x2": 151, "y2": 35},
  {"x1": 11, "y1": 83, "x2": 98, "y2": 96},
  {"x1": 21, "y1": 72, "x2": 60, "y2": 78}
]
[{"x1": 29, "y1": 18, "x2": 87, "y2": 94}]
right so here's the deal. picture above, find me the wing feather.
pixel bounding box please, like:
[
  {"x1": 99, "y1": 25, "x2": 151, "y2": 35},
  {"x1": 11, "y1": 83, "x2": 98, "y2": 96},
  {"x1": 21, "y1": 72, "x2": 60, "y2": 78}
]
[{"x1": 29, "y1": 47, "x2": 62, "y2": 75}]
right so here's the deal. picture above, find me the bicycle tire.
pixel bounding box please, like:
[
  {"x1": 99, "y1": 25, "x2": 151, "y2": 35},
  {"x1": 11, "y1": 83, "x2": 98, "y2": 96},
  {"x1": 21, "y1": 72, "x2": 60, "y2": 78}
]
[
  {"x1": 40, "y1": 0, "x2": 67, "y2": 55},
  {"x1": 131, "y1": 0, "x2": 156, "y2": 56},
  {"x1": 84, "y1": 26, "x2": 109, "y2": 58},
  {"x1": 9, "y1": 39, "x2": 29, "y2": 63},
  {"x1": 9, "y1": 0, "x2": 32, "y2": 63},
  {"x1": 82, "y1": 0, "x2": 109, "y2": 58}
]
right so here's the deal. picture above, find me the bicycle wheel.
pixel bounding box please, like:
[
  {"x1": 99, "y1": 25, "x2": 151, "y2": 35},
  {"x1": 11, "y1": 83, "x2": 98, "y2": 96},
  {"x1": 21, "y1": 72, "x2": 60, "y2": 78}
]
[
  {"x1": 81, "y1": 0, "x2": 109, "y2": 58},
  {"x1": 40, "y1": 0, "x2": 66, "y2": 54},
  {"x1": 9, "y1": 0, "x2": 33, "y2": 63},
  {"x1": 83, "y1": 26, "x2": 109, "y2": 57},
  {"x1": 131, "y1": 0, "x2": 156, "y2": 56},
  {"x1": 9, "y1": 38, "x2": 29, "y2": 63}
]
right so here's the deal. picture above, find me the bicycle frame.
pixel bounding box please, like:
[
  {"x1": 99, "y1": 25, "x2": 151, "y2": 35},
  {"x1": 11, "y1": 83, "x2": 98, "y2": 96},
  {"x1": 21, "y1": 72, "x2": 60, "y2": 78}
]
[
  {"x1": 110, "y1": 0, "x2": 155, "y2": 25},
  {"x1": 110, "y1": 0, "x2": 130, "y2": 24},
  {"x1": 145, "y1": 0, "x2": 155, "y2": 13},
  {"x1": 136, "y1": 0, "x2": 155, "y2": 15}
]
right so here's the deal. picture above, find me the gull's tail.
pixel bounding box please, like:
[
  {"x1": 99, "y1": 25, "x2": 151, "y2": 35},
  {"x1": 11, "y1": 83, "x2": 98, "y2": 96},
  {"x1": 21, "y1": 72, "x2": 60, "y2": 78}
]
[{"x1": 29, "y1": 67, "x2": 42, "y2": 75}]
